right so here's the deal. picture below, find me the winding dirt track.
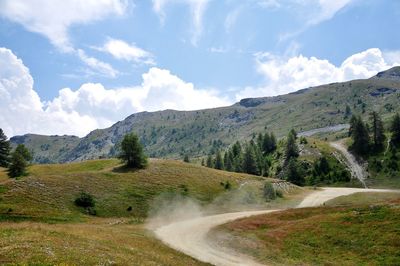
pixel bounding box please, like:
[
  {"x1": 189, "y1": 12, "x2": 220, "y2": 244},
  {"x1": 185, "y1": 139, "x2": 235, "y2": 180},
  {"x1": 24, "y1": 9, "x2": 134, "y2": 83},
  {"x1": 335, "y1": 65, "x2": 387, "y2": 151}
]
[
  {"x1": 330, "y1": 141, "x2": 367, "y2": 188},
  {"x1": 154, "y1": 187, "x2": 394, "y2": 266}
]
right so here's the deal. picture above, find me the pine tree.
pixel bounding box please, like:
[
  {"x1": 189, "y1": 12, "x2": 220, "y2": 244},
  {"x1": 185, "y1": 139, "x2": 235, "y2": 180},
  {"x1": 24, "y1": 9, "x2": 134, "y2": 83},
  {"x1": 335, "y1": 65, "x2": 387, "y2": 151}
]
[
  {"x1": 118, "y1": 133, "x2": 148, "y2": 169},
  {"x1": 350, "y1": 116, "x2": 370, "y2": 156},
  {"x1": 262, "y1": 133, "x2": 277, "y2": 155},
  {"x1": 256, "y1": 133, "x2": 263, "y2": 150},
  {"x1": 285, "y1": 158, "x2": 305, "y2": 186},
  {"x1": 223, "y1": 151, "x2": 233, "y2": 171},
  {"x1": 243, "y1": 144, "x2": 258, "y2": 175},
  {"x1": 262, "y1": 133, "x2": 271, "y2": 155},
  {"x1": 206, "y1": 154, "x2": 213, "y2": 168},
  {"x1": 0, "y1": 129, "x2": 11, "y2": 167},
  {"x1": 232, "y1": 141, "x2": 242, "y2": 157},
  {"x1": 285, "y1": 130, "x2": 299, "y2": 162},
  {"x1": 369, "y1": 111, "x2": 385, "y2": 151},
  {"x1": 214, "y1": 150, "x2": 224, "y2": 170},
  {"x1": 269, "y1": 133, "x2": 277, "y2": 153},
  {"x1": 8, "y1": 144, "x2": 32, "y2": 178},
  {"x1": 349, "y1": 115, "x2": 358, "y2": 137},
  {"x1": 390, "y1": 113, "x2": 400, "y2": 148}
]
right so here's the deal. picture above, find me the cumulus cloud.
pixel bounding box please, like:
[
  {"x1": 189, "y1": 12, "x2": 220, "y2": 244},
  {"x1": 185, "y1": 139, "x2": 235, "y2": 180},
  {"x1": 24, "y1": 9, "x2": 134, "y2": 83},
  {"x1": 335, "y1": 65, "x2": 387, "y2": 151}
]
[
  {"x1": 0, "y1": 1, "x2": 128, "y2": 78},
  {"x1": 0, "y1": 0, "x2": 128, "y2": 51},
  {"x1": 96, "y1": 38, "x2": 155, "y2": 65},
  {"x1": 236, "y1": 48, "x2": 400, "y2": 100},
  {"x1": 0, "y1": 47, "x2": 229, "y2": 137},
  {"x1": 152, "y1": 0, "x2": 211, "y2": 46}
]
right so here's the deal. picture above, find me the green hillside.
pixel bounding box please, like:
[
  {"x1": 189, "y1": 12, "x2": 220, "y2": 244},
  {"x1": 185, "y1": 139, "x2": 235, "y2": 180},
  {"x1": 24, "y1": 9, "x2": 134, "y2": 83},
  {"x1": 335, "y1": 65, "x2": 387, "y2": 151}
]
[
  {"x1": 0, "y1": 159, "x2": 271, "y2": 222},
  {"x1": 10, "y1": 67, "x2": 400, "y2": 164},
  {"x1": 0, "y1": 159, "x2": 295, "y2": 265}
]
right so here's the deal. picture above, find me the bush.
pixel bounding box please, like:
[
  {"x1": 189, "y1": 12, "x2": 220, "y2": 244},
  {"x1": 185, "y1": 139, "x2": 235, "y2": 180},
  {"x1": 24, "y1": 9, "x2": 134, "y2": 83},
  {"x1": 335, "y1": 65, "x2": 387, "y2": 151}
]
[
  {"x1": 74, "y1": 192, "x2": 95, "y2": 209},
  {"x1": 263, "y1": 182, "x2": 277, "y2": 201}
]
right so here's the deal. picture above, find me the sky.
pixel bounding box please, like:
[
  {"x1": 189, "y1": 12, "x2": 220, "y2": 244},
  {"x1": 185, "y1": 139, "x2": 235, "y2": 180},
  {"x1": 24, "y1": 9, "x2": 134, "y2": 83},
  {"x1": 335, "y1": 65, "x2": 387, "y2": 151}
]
[{"x1": 1, "y1": 0, "x2": 400, "y2": 137}]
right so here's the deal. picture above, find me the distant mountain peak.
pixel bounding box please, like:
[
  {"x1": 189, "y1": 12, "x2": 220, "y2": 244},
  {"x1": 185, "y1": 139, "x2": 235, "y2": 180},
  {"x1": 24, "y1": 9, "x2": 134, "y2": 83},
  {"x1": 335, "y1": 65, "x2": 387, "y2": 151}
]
[{"x1": 374, "y1": 66, "x2": 400, "y2": 80}]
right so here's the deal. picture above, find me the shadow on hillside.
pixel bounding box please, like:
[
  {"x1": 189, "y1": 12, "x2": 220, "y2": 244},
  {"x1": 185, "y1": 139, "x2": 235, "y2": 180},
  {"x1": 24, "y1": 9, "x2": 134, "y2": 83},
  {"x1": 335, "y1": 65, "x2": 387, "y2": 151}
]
[{"x1": 112, "y1": 165, "x2": 142, "y2": 173}]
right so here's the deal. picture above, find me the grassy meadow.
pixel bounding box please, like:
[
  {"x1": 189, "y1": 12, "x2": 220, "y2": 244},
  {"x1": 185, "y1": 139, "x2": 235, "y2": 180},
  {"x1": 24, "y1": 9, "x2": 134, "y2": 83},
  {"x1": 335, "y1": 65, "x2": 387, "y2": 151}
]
[
  {"x1": 214, "y1": 192, "x2": 400, "y2": 265},
  {"x1": 0, "y1": 158, "x2": 286, "y2": 265}
]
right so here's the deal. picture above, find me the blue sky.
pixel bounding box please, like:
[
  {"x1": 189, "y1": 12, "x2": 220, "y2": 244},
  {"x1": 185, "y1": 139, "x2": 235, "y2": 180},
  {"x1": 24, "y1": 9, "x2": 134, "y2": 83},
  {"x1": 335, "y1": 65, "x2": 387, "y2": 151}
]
[{"x1": 0, "y1": 0, "x2": 400, "y2": 137}]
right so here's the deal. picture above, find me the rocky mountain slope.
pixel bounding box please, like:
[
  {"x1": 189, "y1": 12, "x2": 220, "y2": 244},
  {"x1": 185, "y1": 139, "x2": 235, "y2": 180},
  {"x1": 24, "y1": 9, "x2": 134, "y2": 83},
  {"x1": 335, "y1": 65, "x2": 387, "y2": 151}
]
[{"x1": 11, "y1": 67, "x2": 400, "y2": 163}]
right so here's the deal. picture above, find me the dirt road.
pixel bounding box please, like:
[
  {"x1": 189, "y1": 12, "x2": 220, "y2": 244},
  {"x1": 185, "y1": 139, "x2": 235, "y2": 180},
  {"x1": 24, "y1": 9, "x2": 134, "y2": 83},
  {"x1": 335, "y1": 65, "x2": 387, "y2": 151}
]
[
  {"x1": 154, "y1": 187, "x2": 392, "y2": 266},
  {"x1": 330, "y1": 141, "x2": 367, "y2": 188}
]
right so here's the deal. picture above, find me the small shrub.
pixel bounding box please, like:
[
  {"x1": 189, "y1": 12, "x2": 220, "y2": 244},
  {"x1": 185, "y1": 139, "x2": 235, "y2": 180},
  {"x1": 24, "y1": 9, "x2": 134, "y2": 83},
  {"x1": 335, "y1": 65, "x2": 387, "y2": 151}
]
[
  {"x1": 224, "y1": 181, "x2": 232, "y2": 190},
  {"x1": 178, "y1": 184, "x2": 189, "y2": 196},
  {"x1": 74, "y1": 192, "x2": 95, "y2": 208},
  {"x1": 263, "y1": 182, "x2": 277, "y2": 201},
  {"x1": 276, "y1": 189, "x2": 283, "y2": 198}
]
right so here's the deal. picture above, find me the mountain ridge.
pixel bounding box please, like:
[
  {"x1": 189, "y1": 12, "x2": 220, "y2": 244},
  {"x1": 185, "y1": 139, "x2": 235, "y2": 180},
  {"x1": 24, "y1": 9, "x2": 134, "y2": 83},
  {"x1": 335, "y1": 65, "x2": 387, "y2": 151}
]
[{"x1": 10, "y1": 66, "x2": 400, "y2": 163}]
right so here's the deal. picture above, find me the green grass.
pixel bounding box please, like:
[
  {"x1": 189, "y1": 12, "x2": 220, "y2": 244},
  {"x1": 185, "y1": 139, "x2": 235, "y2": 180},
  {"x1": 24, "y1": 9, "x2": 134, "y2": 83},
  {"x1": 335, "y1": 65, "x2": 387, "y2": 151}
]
[
  {"x1": 326, "y1": 191, "x2": 400, "y2": 207},
  {"x1": 0, "y1": 159, "x2": 268, "y2": 222},
  {"x1": 0, "y1": 159, "x2": 277, "y2": 264},
  {"x1": 214, "y1": 194, "x2": 400, "y2": 265}
]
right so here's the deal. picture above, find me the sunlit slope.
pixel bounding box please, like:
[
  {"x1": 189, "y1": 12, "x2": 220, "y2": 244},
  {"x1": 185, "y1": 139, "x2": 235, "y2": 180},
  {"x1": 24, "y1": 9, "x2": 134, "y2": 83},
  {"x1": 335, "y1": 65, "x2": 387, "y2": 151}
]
[{"x1": 0, "y1": 159, "x2": 263, "y2": 222}]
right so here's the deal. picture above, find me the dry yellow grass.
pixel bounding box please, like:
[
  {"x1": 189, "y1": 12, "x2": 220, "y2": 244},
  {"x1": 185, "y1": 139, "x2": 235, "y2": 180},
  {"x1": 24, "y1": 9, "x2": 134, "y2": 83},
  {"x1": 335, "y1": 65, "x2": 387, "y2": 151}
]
[{"x1": 0, "y1": 218, "x2": 209, "y2": 265}]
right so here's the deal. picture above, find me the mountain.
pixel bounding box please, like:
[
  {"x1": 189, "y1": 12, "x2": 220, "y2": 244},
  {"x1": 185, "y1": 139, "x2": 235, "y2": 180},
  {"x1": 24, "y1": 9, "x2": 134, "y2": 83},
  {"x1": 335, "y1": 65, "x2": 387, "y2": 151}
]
[{"x1": 10, "y1": 67, "x2": 400, "y2": 164}]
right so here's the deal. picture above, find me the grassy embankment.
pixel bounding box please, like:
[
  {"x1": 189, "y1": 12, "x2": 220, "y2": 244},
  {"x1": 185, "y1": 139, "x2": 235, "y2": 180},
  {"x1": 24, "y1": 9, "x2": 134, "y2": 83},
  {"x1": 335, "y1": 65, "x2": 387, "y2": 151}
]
[
  {"x1": 0, "y1": 159, "x2": 270, "y2": 222},
  {"x1": 0, "y1": 158, "x2": 297, "y2": 265},
  {"x1": 214, "y1": 192, "x2": 400, "y2": 265}
]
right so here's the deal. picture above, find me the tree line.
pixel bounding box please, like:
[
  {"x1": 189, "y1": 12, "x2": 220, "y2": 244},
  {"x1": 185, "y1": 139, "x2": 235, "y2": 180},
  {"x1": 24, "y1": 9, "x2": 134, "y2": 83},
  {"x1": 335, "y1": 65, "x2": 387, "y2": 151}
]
[
  {"x1": 201, "y1": 132, "x2": 277, "y2": 177},
  {"x1": 349, "y1": 112, "x2": 400, "y2": 156}
]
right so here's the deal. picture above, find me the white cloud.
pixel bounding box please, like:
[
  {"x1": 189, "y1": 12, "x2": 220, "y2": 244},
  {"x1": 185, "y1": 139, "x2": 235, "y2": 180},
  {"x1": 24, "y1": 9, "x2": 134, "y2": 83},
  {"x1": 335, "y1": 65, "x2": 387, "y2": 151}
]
[
  {"x1": 309, "y1": 0, "x2": 354, "y2": 26},
  {"x1": 77, "y1": 49, "x2": 119, "y2": 78},
  {"x1": 0, "y1": 0, "x2": 128, "y2": 51},
  {"x1": 236, "y1": 48, "x2": 400, "y2": 100},
  {"x1": 279, "y1": 0, "x2": 354, "y2": 41},
  {"x1": 152, "y1": 0, "x2": 211, "y2": 46},
  {"x1": 96, "y1": 38, "x2": 155, "y2": 65},
  {"x1": 0, "y1": 47, "x2": 230, "y2": 137}
]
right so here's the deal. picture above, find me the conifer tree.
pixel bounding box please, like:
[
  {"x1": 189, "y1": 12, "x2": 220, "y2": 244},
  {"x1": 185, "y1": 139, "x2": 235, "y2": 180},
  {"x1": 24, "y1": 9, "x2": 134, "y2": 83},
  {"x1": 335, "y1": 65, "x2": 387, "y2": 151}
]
[
  {"x1": 243, "y1": 143, "x2": 258, "y2": 175},
  {"x1": 369, "y1": 111, "x2": 385, "y2": 151},
  {"x1": 349, "y1": 115, "x2": 358, "y2": 137},
  {"x1": 118, "y1": 133, "x2": 148, "y2": 169},
  {"x1": 8, "y1": 144, "x2": 32, "y2": 178},
  {"x1": 390, "y1": 113, "x2": 400, "y2": 148},
  {"x1": 214, "y1": 150, "x2": 224, "y2": 170},
  {"x1": 0, "y1": 129, "x2": 11, "y2": 167},
  {"x1": 350, "y1": 116, "x2": 370, "y2": 156},
  {"x1": 285, "y1": 130, "x2": 299, "y2": 162},
  {"x1": 223, "y1": 151, "x2": 233, "y2": 171},
  {"x1": 285, "y1": 158, "x2": 305, "y2": 186}
]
